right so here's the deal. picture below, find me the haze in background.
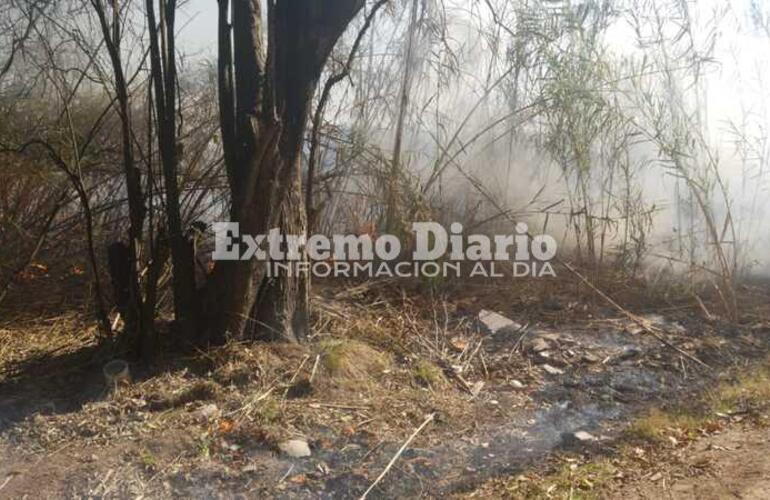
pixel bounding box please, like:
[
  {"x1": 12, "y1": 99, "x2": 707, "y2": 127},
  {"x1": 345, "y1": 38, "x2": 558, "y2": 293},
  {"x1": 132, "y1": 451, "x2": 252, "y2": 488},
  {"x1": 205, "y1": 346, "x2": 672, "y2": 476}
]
[{"x1": 175, "y1": 0, "x2": 770, "y2": 275}]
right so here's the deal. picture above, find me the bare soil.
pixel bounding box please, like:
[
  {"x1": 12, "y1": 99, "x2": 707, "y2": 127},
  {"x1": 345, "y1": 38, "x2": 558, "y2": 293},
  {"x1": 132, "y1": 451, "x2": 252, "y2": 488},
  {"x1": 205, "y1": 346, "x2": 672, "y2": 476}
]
[{"x1": 616, "y1": 425, "x2": 770, "y2": 500}]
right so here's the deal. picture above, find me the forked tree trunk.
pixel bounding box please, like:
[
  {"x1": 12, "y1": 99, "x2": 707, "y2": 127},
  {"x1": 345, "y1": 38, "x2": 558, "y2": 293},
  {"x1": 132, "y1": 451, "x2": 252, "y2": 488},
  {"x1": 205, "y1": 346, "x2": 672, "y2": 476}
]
[
  {"x1": 205, "y1": 0, "x2": 365, "y2": 344},
  {"x1": 205, "y1": 115, "x2": 310, "y2": 343}
]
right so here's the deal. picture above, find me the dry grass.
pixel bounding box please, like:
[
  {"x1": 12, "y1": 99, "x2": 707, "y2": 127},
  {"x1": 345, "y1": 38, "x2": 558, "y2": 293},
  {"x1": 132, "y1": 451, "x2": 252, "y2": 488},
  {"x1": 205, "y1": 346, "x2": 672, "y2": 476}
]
[
  {"x1": 4, "y1": 273, "x2": 768, "y2": 497},
  {"x1": 710, "y1": 361, "x2": 770, "y2": 413},
  {"x1": 412, "y1": 359, "x2": 446, "y2": 388},
  {"x1": 154, "y1": 294, "x2": 480, "y2": 450},
  {"x1": 319, "y1": 338, "x2": 391, "y2": 381},
  {"x1": 473, "y1": 458, "x2": 617, "y2": 499},
  {"x1": 0, "y1": 311, "x2": 97, "y2": 382},
  {"x1": 623, "y1": 358, "x2": 770, "y2": 446},
  {"x1": 147, "y1": 379, "x2": 221, "y2": 410},
  {"x1": 625, "y1": 408, "x2": 710, "y2": 443}
]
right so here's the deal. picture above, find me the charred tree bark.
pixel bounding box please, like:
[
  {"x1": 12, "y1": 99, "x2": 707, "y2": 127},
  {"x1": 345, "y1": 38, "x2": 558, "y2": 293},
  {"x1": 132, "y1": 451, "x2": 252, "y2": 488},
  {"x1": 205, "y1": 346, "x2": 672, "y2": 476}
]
[
  {"x1": 145, "y1": 0, "x2": 199, "y2": 336},
  {"x1": 91, "y1": 0, "x2": 147, "y2": 344},
  {"x1": 206, "y1": 0, "x2": 366, "y2": 343}
]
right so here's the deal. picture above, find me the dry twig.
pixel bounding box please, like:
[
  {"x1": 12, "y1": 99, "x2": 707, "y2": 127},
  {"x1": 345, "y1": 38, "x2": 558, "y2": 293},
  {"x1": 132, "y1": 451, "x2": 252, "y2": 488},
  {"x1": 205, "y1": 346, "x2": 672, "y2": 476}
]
[{"x1": 359, "y1": 412, "x2": 436, "y2": 499}]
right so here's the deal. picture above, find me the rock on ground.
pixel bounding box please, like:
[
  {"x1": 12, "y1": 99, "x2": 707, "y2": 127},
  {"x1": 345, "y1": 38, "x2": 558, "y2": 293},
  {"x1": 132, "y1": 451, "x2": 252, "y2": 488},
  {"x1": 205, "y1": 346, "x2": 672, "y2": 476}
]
[
  {"x1": 279, "y1": 439, "x2": 311, "y2": 458},
  {"x1": 478, "y1": 310, "x2": 522, "y2": 335}
]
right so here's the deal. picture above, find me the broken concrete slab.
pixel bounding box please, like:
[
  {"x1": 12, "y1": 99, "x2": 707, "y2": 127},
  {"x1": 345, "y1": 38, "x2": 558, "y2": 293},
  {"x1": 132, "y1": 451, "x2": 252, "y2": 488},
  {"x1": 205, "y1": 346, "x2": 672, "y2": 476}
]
[{"x1": 477, "y1": 310, "x2": 522, "y2": 335}]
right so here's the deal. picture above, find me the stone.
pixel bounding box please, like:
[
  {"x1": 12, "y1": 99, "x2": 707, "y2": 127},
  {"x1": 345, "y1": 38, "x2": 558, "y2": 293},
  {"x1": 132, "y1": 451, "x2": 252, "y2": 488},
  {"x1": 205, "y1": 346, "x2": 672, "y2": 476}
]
[
  {"x1": 510, "y1": 379, "x2": 525, "y2": 389},
  {"x1": 279, "y1": 439, "x2": 312, "y2": 458},
  {"x1": 573, "y1": 431, "x2": 596, "y2": 441},
  {"x1": 542, "y1": 364, "x2": 564, "y2": 375},
  {"x1": 477, "y1": 310, "x2": 521, "y2": 335},
  {"x1": 560, "y1": 430, "x2": 597, "y2": 447}
]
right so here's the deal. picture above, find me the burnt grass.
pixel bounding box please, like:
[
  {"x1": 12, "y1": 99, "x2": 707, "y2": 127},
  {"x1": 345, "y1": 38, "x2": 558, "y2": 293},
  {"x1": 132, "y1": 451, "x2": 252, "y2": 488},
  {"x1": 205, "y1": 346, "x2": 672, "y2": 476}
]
[
  {"x1": 2, "y1": 274, "x2": 770, "y2": 498},
  {"x1": 314, "y1": 316, "x2": 768, "y2": 499}
]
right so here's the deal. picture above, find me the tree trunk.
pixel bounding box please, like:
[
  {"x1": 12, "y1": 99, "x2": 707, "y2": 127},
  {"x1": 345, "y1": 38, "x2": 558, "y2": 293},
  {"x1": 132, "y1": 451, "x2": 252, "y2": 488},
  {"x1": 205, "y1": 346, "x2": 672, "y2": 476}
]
[
  {"x1": 91, "y1": 0, "x2": 147, "y2": 344},
  {"x1": 206, "y1": 0, "x2": 365, "y2": 344},
  {"x1": 252, "y1": 153, "x2": 309, "y2": 342},
  {"x1": 145, "y1": 0, "x2": 199, "y2": 337},
  {"x1": 386, "y1": 0, "x2": 419, "y2": 234},
  {"x1": 205, "y1": 121, "x2": 309, "y2": 343}
]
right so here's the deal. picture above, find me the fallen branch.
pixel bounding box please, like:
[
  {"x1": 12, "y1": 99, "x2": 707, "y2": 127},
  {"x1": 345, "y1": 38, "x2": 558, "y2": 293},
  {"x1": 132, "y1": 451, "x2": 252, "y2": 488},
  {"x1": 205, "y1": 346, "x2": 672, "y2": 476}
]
[
  {"x1": 307, "y1": 402, "x2": 370, "y2": 411},
  {"x1": 435, "y1": 358, "x2": 474, "y2": 395},
  {"x1": 282, "y1": 355, "x2": 310, "y2": 400},
  {"x1": 0, "y1": 475, "x2": 12, "y2": 493},
  {"x1": 448, "y1": 158, "x2": 711, "y2": 369},
  {"x1": 694, "y1": 294, "x2": 714, "y2": 321},
  {"x1": 512, "y1": 323, "x2": 531, "y2": 353},
  {"x1": 561, "y1": 261, "x2": 710, "y2": 369},
  {"x1": 308, "y1": 354, "x2": 321, "y2": 383},
  {"x1": 359, "y1": 412, "x2": 436, "y2": 500},
  {"x1": 227, "y1": 386, "x2": 275, "y2": 422}
]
